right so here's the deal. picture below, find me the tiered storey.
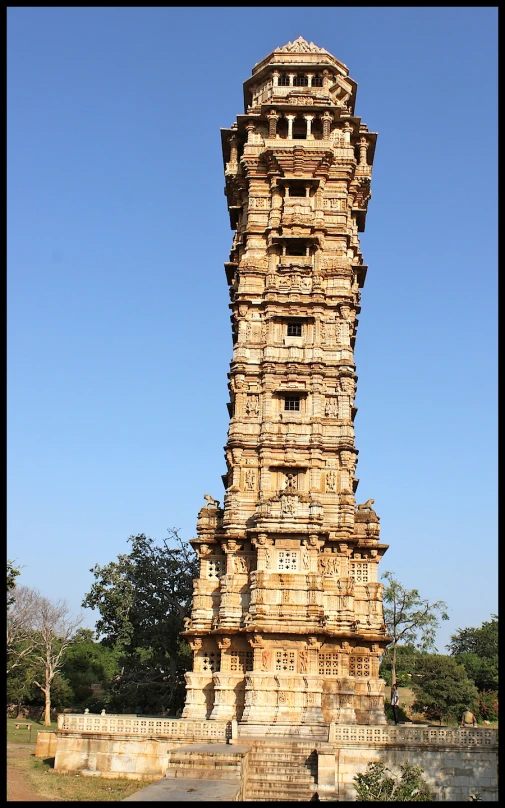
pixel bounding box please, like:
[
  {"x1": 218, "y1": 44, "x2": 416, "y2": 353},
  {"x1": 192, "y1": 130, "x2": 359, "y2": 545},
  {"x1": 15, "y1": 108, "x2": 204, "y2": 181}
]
[{"x1": 182, "y1": 37, "x2": 389, "y2": 729}]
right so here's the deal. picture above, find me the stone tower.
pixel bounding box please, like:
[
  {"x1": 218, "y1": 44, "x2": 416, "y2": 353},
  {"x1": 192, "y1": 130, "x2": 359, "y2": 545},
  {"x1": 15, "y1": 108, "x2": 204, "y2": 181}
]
[{"x1": 182, "y1": 37, "x2": 389, "y2": 730}]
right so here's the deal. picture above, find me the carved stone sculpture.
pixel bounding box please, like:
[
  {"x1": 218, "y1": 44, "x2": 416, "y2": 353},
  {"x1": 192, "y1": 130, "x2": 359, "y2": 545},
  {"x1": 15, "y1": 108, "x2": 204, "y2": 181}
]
[{"x1": 182, "y1": 36, "x2": 389, "y2": 729}]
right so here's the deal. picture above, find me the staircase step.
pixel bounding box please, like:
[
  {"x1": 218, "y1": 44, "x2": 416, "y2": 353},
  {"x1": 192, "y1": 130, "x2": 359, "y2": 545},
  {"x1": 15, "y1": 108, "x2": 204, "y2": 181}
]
[
  {"x1": 246, "y1": 780, "x2": 317, "y2": 793},
  {"x1": 165, "y1": 768, "x2": 241, "y2": 781},
  {"x1": 245, "y1": 789, "x2": 319, "y2": 801},
  {"x1": 247, "y1": 756, "x2": 317, "y2": 765},
  {"x1": 247, "y1": 773, "x2": 316, "y2": 783}
]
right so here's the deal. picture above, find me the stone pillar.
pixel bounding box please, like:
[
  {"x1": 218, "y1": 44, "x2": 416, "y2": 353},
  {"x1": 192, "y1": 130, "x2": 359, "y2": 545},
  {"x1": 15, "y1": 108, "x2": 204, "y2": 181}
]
[
  {"x1": 359, "y1": 137, "x2": 369, "y2": 165},
  {"x1": 209, "y1": 637, "x2": 238, "y2": 720},
  {"x1": 285, "y1": 114, "x2": 296, "y2": 140},
  {"x1": 182, "y1": 638, "x2": 211, "y2": 719},
  {"x1": 272, "y1": 70, "x2": 279, "y2": 87},
  {"x1": 307, "y1": 635, "x2": 321, "y2": 675},
  {"x1": 246, "y1": 122, "x2": 256, "y2": 144},
  {"x1": 267, "y1": 109, "x2": 280, "y2": 139},
  {"x1": 317, "y1": 745, "x2": 337, "y2": 799},
  {"x1": 321, "y1": 111, "x2": 333, "y2": 140},
  {"x1": 342, "y1": 120, "x2": 353, "y2": 143},
  {"x1": 223, "y1": 539, "x2": 238, "y2": 575},
  {"x1": 304, "y1": 114, "x2": 315, "y2": 140},
  {"x1": 228, "y1": 134, "x2": 238, "y2": 166}
]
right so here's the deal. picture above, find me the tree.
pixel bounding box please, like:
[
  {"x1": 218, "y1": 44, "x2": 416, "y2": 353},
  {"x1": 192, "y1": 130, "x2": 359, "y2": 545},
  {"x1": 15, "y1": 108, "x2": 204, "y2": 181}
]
[
  {"x1": 475, "y1": 689, "x2": 498, "y2": 722},
  {"x1": 82, "y1": 529, "x2": 198, "y2": 714},
  {"x1": 7, "y1": 658, "x2": 73, "y2": 715},
  {"x1": 7, "y1": 652, "x2": 41, "y2": 716},
  {"x1": 411, "y1": 654, "x2": 479, "y2": 725},
  {"x1": 353, "y1": 761, "x2": 433, "y2": 801},
  {"x1": 447, "y1": 615, "x2": 498, "y2": 692},
  {"x1": 379, "y1": 644, "x2": 423, "y2": 687},
  {"x1": 7, "y1": 585, "x2": 39, "y2": 673},
  {"x1": 7, "y1": 559, "x2": 21, "y2": 606},
  {"x1": 29, "y1": 593, "x2": 83, "y2": 725},
  {"x1": 381, "y1": 571, "x2": 449, "y2": 690},
  {"x1": 61, "y1": 629, "x2": 120, "y2": 707}
]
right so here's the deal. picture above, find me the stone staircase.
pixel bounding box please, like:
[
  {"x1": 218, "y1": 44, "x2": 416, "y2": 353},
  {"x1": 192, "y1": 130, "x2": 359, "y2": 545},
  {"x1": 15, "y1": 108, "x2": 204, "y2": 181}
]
[
  {"x1": 165, "y1": 743, "x2": 248, "y2": 782},
  {"x1": 242, "y1": 739, "x2": 321, "y2": 802}
]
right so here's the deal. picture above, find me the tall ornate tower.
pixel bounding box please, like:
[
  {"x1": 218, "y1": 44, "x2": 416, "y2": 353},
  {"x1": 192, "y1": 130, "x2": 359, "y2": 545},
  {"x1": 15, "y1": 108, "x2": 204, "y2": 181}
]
[{"x1": 182, "y1": 37, "x2": 389, "y2": 730}]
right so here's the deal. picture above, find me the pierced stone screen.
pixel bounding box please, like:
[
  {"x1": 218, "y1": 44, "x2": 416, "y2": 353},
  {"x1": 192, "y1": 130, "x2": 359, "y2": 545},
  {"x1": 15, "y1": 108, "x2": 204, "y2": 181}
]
[
  {"x1": 275, "y1": 650, "x2": 296, "y2": 672},
  {"x1": 202, "y1": 651, "x2": 220, "y2": 673},
  {"x1": 230, "y1": 650, "x2": 253, "y2": 673},
  {"x1": 350, "y1": 562, "x2": 369, "y2": 583},
  {"x1": 278, "y1": 551, "x2": 298, "y2": 571},
  {"x1": 349, "y1": 655, "x2": 371, "y2": 677},
  {"x1": 318, "y1": 653, "x2": 339, "y2": 676},
  {"x1": 207, "y1": 558, "x2": 224, "y2": 579}
]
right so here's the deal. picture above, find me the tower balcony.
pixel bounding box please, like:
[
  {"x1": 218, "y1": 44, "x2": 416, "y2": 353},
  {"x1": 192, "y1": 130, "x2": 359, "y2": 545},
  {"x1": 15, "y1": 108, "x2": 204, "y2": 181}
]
[
  {"x1": 262, "y1": 345, "x2": 354, "y2": 365},
  {"x1": 257, "y1": 83, "x2": 333, "y2": 106}
]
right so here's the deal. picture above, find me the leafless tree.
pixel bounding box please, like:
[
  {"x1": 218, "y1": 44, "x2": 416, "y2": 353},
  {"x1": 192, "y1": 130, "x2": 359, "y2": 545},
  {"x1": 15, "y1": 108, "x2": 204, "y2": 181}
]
[
  {"x1": 7, "y1": 585, "x2": 39, "y2": 673},
  {"x1": 7, "y1": 584, "x2": 83, "y2": 725},
  {"x1": 30, "y1": 594, "x2": 83, "y2": 725}
]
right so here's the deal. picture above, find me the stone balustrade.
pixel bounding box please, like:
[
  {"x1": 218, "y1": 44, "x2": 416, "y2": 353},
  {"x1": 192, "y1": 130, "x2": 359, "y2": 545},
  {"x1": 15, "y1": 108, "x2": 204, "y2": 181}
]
[
  {"x1": 57, "y1": 713, "x2": 231, "y2": 742},
  {"x1": 57, "y1": 714, "x2": 497, "y2": 750},
  {"x1": 329, "y1": 723, "x2": 497, "y2": 747}
]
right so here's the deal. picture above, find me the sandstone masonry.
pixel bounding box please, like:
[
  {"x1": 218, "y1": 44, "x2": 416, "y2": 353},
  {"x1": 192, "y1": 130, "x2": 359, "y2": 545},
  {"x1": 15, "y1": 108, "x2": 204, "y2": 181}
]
[{"x1": 182, "y1": 36, "x2": 390, "y2": 731}]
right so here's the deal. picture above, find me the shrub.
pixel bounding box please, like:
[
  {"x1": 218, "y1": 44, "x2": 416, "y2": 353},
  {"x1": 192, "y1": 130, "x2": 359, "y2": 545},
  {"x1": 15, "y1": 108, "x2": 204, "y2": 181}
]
[
  {"x1": 354, "y1": 761, "x2": 433, "y2": 801},
  {"x1": 475, "y1": 690, "x2": 498, "y2": 722}
]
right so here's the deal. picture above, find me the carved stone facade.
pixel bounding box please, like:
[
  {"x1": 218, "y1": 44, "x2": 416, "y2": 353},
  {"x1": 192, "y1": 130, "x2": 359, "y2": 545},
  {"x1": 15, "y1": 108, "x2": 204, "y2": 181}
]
[{"x1": 182, "y1": 37, "x2": 389, "y2": 728}]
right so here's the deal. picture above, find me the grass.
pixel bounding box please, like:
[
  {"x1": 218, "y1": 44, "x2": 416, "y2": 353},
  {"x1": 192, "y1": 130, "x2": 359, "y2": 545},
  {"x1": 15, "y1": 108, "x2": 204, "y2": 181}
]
[
  {"x1": 7, "y1": 717, "x2": 58, "y2": 744},
  {"x1": 8, "y1": 752, "x2": 158, "y2": 801}
]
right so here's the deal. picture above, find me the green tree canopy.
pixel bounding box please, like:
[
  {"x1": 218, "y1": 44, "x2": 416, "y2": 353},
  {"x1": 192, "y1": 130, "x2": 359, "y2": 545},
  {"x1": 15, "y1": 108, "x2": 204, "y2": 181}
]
[
  {"x1": 411, "y1": 654, "x2": 479, "y2": 725},
  {"x1": 379, "y1": 644, "x2": 423, "y2": 687},
  {"x1": 381, "y1": 571, "x2": 449, "y2": 687},
  {"x1": 82, "y1": 530, "x2": 198, "y2": 714},
  {"x1": 60, "y1": 629, "x2": 120, "y2": 707},
  {"x1": 447, "y1": 615, "x2": 498, "y2": 692}
]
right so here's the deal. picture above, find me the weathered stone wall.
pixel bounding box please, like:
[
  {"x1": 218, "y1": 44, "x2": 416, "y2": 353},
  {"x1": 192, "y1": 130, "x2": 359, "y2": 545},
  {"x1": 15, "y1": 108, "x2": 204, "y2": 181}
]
[
  {"x1": 54, "y1": 733, "x2": 180, "y2": 779},
  {"x1": 336, "y1": 745, "x2": 497, "y2": 802},
  {"x1": 330, "y1": 724, "x2": 498, "y2": 801},
  {"x1": 53, "y1": 715, "x2": 232, "y2": 779},
  {"x1": 51, "y1": 717, "x2": 498, "y2": 800},
  {"x1": 35, "y1": 731, "x2": 58, "y2": 759}
]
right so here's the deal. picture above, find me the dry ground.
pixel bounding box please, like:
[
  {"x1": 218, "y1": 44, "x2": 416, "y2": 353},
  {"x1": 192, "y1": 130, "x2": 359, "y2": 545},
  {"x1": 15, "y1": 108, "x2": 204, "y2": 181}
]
[
  {"x1": 7, "y1": 743, "x2": 156, "y2": 802},
  {"x1": 7, "y1": 744, "x2": 55, "y2": 801}
]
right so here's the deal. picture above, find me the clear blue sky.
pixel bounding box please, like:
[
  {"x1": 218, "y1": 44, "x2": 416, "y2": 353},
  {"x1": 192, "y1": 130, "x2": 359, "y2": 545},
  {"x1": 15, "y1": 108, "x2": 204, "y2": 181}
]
[{"x1": 8, "y1": 7, "x2": 497, "y2": 651}]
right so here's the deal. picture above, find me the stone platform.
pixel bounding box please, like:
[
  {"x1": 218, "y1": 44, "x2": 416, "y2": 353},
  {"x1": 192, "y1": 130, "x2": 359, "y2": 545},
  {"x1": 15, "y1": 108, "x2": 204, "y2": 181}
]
[
  {"x1": 48, "y1": 715, "x2": 498, "y2": 801},
  {"x1": 122, "y1": 776, "x2": 241, "y2": 801}
]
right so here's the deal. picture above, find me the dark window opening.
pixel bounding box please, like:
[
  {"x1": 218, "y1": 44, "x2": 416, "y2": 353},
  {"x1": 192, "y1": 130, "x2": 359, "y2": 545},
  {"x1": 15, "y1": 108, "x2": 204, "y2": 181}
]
[
  {"x1": 311, "y1": 118, "x2": 324, "y2": 140},
  {"x1": 278, "y1": 74, "x2": 290, "y2": 86},
  {"x1": 293, "y1": 74, "x2": 308, "y2": 87},
  {"x1": 285, "y1": 397, "x2": 300, "y2": 411},
  {"x1": 285, "y1": 240, "x2": 307, "y2": 256},
  {"x1": 288, "y1": 183, "x2": 306, "y2": 198},
  {"x1": 311, "y1": 74, "x2": 323, "y2": 87},
  {"x1": 292, "y1": 118, "x2": 306, "y2": 140},
  {"x1": 287, "y1": 322, "x2": 302, "y2": 337},
  {"x1": 277, "y1": 118, "x2": 289, "y2": 139}
]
